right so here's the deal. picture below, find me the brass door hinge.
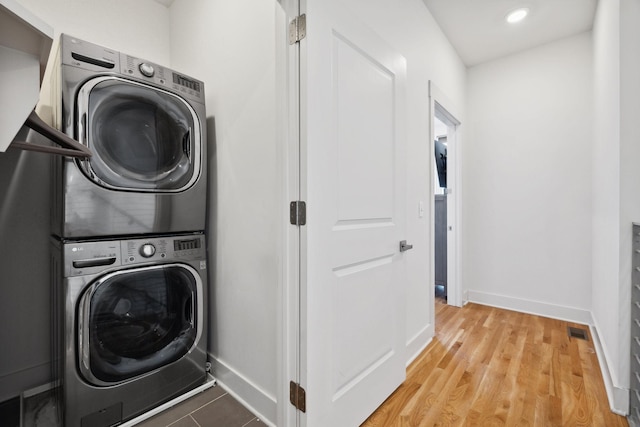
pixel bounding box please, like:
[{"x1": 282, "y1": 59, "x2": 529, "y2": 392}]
[{"x1": 289, "y1": 381, "x2": 306, "y2": 412}]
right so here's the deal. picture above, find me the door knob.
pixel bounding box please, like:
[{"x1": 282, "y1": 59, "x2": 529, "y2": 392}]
[{"x1": 399, "y1": 240, "x2": 413, "y2": 252}]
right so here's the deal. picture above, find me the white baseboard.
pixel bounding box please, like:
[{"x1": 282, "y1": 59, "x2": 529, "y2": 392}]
[
  {"x1": 405, "y1": 323, "x2": 433, "y2": 367},
  {"x1": 590, "y1": 320, "x2": 629, "y2": 415},
  {"x1": 467, "y1": 290, "x2": 593, "y2": 325},
  {"x1": 208, "y1": 354, "x2": 277, "y2": 426},
  {"x1": 123, "y1": 375, "x2": 217, "y2": 426}
]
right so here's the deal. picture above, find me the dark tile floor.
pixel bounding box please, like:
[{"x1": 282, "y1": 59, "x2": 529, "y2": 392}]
[
  {"x1": 0, "y1": 384, "x2": 264, "y2": 427},
  {"x1": 136, "y1": 384, "x2": 266, "y2": 427}
]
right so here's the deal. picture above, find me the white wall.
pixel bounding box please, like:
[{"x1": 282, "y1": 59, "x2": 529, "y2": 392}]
[
  {"x1": 15, "y1": 0, "x2": 171, "y2": 65},
  {"x1": 169, "y1": 1, "x2": 283, "y2": 423},
  {"x1": 0, "y1": 0, "x2": 170, "y2": 403},
  {"x1": 592, "y1": 0, "x2": 624, "y2": 409},
  {"x1": 592, "y1": 0, "x2": 640, "y2": 413},
  {"x1": 465, "y1": 33, "x2": 594, "y2": 322}
]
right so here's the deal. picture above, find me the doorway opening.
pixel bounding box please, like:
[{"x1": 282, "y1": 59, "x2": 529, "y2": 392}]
[
  {"x1": 433, "y1": 114, "x2": 448, "y2": 304},
  {"x1": 430, "y1": 88, "x2": 461, "y2": 309}
]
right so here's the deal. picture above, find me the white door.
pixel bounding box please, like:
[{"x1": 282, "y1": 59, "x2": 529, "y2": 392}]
[{"x1": 300, "y1": 1, "x2": 408, "y2": 425}]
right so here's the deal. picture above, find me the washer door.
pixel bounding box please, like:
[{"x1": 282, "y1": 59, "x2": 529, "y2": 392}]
[
  {"x1": 78, "y1": 264, "x2": 203, "y2": 386},
  {"x1": 76, "y1": 76, "x2": 201, "y2": 192}
]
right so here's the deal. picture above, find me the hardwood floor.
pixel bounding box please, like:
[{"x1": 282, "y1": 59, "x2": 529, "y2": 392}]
[{"x1": 361, "y1": 301, "x2": 628, "y2": 426}]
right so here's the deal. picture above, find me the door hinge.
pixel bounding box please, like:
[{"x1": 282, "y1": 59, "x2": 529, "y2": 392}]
[
  {"x1": 290, "y1": 201, "x2": 306, "y2": 226},
  {"x1": 289, "y1": 14, "x2": 306, "y2": 44},
  {"x1": 289, "y1": 381, "x2": 307, "y2": 412}
]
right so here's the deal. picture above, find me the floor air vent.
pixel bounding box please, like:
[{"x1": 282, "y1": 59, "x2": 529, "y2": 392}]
[{"x1": 567, "y1": 326, "x2": 589, "y2": 341}]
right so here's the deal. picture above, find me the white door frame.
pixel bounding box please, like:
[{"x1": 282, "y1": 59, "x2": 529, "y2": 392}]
[
  {"x1": 429, "y1": 81, "x2": 463, "y2": 308},
  {"x1": 279, "y1": 0, "x2": 301, "y2": 426}
]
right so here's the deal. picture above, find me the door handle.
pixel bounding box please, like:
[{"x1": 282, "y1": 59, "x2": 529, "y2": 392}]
[{"x1": 399, "y1": 240, "x2": 413, "y2": 252}]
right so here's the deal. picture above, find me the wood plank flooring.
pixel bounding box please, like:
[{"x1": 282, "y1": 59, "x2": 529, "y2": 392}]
[{"x1": 361, "y1": 300, "x2": 628, "y2": 427}]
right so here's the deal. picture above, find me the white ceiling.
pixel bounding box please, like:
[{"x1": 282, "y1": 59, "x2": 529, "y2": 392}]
[
  {"x1": 152, "y1": 0, "x2": 596, "y2": 66},
  {"x1": 422, "y1": 0, "x2": 598, "y2": 66}
]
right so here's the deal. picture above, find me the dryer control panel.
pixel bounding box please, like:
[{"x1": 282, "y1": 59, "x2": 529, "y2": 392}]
[
  {"x1": 120, "y1": 54, "x2": 204, "y2": 103},
  {"x1": 60, "y1": 35, "x2": 204, "y2": 105}
]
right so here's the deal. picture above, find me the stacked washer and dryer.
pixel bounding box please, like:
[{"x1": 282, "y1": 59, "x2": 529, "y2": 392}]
[{"x1": 50, "y1": 35, "x2": 209, "y2": 427}]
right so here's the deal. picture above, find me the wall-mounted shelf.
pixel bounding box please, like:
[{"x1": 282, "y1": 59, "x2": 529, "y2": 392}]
[
  {"x1": 0, "y1": 1, "x2": 89, "y2": 157},
  {"x1": 0, "y1": 0, "x2": 53, "y2": 153},
  {"x1": 0, "y1": 0, "x2": 52, "y2": 79}
]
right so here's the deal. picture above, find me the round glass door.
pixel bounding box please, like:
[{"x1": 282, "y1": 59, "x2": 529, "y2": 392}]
[
  {"x1": 77, "y1": 77, "x2": 201, "y2": 192},
  {"x1": 79, "y1": 264, "x2": 201, "y2": 385}
]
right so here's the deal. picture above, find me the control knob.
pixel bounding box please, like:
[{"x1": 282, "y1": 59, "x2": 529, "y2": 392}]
[
  {"x1": 139, "y1": 63, "x2": 155, "y2": 77},
  {"x1": 139, "y1": 243, "x2": 156, "y2": 258}
]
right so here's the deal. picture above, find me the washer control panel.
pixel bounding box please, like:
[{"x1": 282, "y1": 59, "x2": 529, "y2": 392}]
[
  {"x1": 121, "y1": 234, "x2": 205, "y2": 265},
  {"x1": 64, "y1": 240, "x2": 121, "y2": 277},
  {"x1": 139, "y1": 243, "x2": 156, "y2": 258},
  {"x1": 64, "y1": 234, "x2": 205, "y2": 276},
  {"x1": 122, "y1": 238, "x2": 167, "y2": 264}
]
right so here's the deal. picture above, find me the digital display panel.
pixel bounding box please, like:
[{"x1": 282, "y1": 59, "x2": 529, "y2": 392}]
[
  {"x1": 173, "y1": 73, "x2": 201, "y2": 92},
  {"x1": 174, "y1": 238, "x2": 201, "y2": 251}
]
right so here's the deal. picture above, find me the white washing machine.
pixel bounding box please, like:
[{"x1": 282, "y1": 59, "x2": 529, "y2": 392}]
[
  {"x1": 51, "y1": 233, "x2": 208, "y2": 427},
  {"x1": 51, "y1": 34, "x2": 208, "y2": 239}
]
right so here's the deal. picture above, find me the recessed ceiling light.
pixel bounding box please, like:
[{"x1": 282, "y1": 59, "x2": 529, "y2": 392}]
[{"x1": 506, "y1": 8, "x2": 529, "y2": 24}]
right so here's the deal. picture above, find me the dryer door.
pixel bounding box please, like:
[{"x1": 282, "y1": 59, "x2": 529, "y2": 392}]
[
  {"x1": 78, "y1": 263, "x2": 203, "y2": 385},
  {"x1": 76, "y1": 76, "x2": 201, "y2": 192}
]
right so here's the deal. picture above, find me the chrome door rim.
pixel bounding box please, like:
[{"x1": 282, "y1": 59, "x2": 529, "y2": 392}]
[
  {"x1": 76, "y1": 75, "x2": 202, "y2": 193},
  {"x1": 77, "y1": 263, "x2": 204, "y2": 386}
]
